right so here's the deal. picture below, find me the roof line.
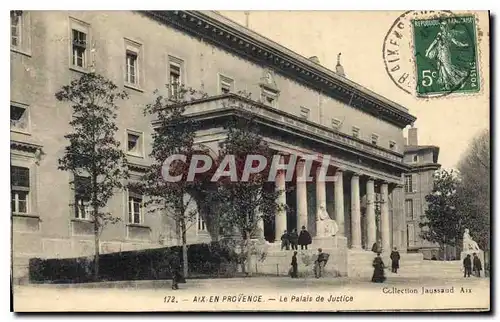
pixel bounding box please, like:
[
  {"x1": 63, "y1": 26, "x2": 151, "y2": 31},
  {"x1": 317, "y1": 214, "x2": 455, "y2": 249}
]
[{"x1": 199, "y1": 10, "x2": 410, "y2": 113}]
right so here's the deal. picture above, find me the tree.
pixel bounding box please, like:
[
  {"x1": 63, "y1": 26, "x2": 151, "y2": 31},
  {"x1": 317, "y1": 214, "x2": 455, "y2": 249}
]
[
  {"x1": 139, "y1": 84, "x2": 209, "y2": 278},
  {"x1": 212, "y1": 95, "x2": 285, "y2": 274},
  {"x1": 419, "y1": 169, "x2": 461, "y2": 260},
  {"x1": 456, "y1": 129, "x2": 490, "y2": 250},
  {"x1": 56, "y1": 73, "x2": 129, "y2": 279}
]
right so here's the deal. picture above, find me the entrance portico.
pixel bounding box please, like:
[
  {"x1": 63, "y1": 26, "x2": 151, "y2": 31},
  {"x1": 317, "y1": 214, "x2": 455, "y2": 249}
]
[
  {"x1": 266, "y1": 153, "x2": 403, "y2": 253},
  {"x1": 180, "y1": 93, "x2": 414, "y2": 256}
]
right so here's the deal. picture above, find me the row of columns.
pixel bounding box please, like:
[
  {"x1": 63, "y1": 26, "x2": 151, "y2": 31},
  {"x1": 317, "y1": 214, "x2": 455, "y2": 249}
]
[{"x1": 271, "y1": 159, "x2": 392, "y2": 252}]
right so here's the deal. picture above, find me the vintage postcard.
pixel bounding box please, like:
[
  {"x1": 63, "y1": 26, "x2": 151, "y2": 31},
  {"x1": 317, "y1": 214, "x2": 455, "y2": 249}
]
[{"x1": 10, "y1": 10, "x2": 490, "y2": 312}]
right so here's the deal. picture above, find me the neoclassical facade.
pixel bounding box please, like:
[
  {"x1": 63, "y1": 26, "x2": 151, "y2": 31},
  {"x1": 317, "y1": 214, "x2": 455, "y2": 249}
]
[{"x1": 10, "y1": 10, "x2": 416, "y2": 279}]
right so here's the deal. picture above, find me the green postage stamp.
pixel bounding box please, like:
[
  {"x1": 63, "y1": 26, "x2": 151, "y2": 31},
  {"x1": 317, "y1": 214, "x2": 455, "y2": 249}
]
[{"x1": 412, "y1": 15, "x2": 480, "y2": 97}]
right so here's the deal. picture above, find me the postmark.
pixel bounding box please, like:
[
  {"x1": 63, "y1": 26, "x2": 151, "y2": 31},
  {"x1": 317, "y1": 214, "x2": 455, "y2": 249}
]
[{"x1": 383, "y1": 11, "x2": 481, "y2": 98}]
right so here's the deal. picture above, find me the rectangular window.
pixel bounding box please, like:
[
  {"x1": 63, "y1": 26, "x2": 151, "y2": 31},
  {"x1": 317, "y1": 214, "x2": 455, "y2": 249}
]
[
  {"x1": 11, "y1": 166, "x2": 29, "y2": 214},
  {"x1": 72, "y1": 29, "x2": 87, "y2": 68},
  {"x1": 124, "y1": 39, "x2": 142, "y2": 88},
  {"x1": 371, "y1": 134, "x2": 379, "y2": 145},
  {"x1": 11, "y1": 11, "x2": 22, "y2": 47},
  {"x1": 74, "y1": 176, "x2": 91, "y2": 220},
  {"x1": 169, "y1": 63, "x2": 181, "y2": 99},
  {"x1": 10, "y1": 104, "x2": 29, "y2": 133},
  {"x1": 126, "y1": 130, "x2": 143, "y2": 157},
  {"x1": 128, "y1": 190, "x2": 142, "y2": 224},
  {"x1": 331, "y1": 118, "x2": 341, "y2": 129},
  {"x1": 219, "y1": 75, "x2": 234, "y2": 94},
  {"x1": 405, "y1": 199, "x2": 413, "y2": 218},
  {"x1": 197, "y1": 214, "x2": 207, "y2": 232},
  {"x1": 299, "y1": 106, "x2": 310, "y2": 119},
  {"x1": 389, "y1": 140, "x2": 396, "y2": 151},
  {"x1": 352, "y1": 126, "x2": 360, "y2": 138},
  {"x1": 125, "y1": 51, "x2": 138, "y2": 85},
  {"x1": 412, "y1": 154, "x2": 419, "y2": 163},
  {"x1": 405, "y1": 175, "x2": 414, "y2": 193}
]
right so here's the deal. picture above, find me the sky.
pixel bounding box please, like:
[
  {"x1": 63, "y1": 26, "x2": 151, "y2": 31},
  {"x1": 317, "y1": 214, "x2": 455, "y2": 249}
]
[{"x1": 218, "y1": 11, "x2": 490, "y2": 170}]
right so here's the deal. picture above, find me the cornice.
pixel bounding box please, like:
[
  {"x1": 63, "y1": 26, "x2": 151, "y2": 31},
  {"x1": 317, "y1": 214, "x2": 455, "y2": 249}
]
[
  {"x1": 407, "y1": 163, "x2": 442, "y2": 172},
  {"x1": 156, "y1": 94, "x2": 411, "y2": 173},
  {"x1": 127, "y1": 161, "x2": 150, "y2": 173},
  {"x1": 11, "y1": 140, "x2": 42, "y2": 154},
  {"x1": 142, "y1": 10, "x2": 417, "y2": 128}
]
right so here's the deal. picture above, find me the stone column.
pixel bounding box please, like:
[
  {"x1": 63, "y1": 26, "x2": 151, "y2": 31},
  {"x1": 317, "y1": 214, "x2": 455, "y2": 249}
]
[
  {"x1": 315, "y1": 167, "x2": 328, "y2": 236},
  {"x1": 366, "y1": 178, "x2": 376, "y2": 249},
  {"x1": 274, "y1": 169, "x2": 287, "y2": 242},
  {"x1": 296, "y1": 160, "x2": 308, "y2": 231},
  {"x1": 350, "y1": 174, "x2": 362, "y2": 249},
  {"x1": 381, "y1": 182, "x2": 391, "y2": 253},
  {"x1": 334, "y1": 170, "x2": 345, "y2": 237},
  {"x1": 393, "y1": 184, "x2": 406, "y2": 252}
]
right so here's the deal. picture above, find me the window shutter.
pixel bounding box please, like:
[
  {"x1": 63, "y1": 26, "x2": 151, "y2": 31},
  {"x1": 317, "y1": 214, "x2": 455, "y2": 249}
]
[{"x1": 411, "y1": 174, "x2": 417, "y2": 192}]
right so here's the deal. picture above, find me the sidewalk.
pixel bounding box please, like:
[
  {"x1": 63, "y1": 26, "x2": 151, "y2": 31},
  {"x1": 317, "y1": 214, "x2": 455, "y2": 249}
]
[{"x1": 20, "y1": 274, "x2": 490, "y2": 290}]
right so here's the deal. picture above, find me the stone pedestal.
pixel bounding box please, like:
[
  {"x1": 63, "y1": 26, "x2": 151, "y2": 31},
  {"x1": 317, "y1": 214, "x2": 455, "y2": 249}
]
[{"x1": 313, "y1": 235, "x2": 346, "y2": 250}]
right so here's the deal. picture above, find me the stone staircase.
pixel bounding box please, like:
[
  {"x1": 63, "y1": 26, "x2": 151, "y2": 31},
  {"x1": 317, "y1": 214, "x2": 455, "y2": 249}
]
[
  {"x1": 347, "y1": 250, "x2": 466, "y2": 279},
  {"x1": 250, "y1": 247, "x2": 348, "y2": 278}
]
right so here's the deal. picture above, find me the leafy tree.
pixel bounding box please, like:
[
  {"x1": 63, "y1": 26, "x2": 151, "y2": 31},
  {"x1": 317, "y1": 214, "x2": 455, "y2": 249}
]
[
  {"x1": 419, "y1": 169, "x2": 461, "y2": 260},
  {"x1": 139, "y1": 84, "x2": 209, "y2": 278},
  {"x1": 456, "y1": 129, "x2": 490, "y2": 250},
  {"x1": 212, "y1": 95, "x2": 285, "y2": 274},
  {"x1": 56, "y1": 73, "x2": 129, "y2": 279}
]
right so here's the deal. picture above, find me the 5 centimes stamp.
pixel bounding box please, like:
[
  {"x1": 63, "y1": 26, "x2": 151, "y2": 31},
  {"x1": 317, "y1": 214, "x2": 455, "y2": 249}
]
[
  {"x1": 382, "y1": 10, "x2": 482, "y2": 98},
  {"x1": 412, "y1": 15, "x2": 480, "y2": 97}
]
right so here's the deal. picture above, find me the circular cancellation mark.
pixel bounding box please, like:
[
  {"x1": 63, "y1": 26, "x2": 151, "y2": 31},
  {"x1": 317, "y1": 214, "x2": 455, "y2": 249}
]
[{"x1": 382, "y1": 10, "x2": 480, "y2": 98}]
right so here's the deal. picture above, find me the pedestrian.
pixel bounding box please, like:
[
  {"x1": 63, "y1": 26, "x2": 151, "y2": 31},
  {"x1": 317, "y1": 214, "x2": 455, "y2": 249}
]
[
  {"x1": 371, "y1": 239, "x2": 382, "y2": 253},
  {"x1": 298, "y1": 225, "x2": 312, "y2": 250},
  {"x1": 463, "y1": 254, "x2": 472, "y2": 278},
  {"x1": 390, "y1": 247, "x2": 400, "y2": 273},
  {"x1": 169, "y1": 252, "x2": 182, "y2": 290},
  {"x1": 314, "y1": 248, "x2": 329, "y2": 278},
  {"x1": 290, "y1": 251, "x2": 298, "y2": 278},
  {"x1": 473, "y1": 253, "x2": 482, "y2": 277},
  {"x1": 281, "y1": 230, "x2": 290, "y2": 250},
  {"x1": 371, "y1": 252, "x2": 386, "y2": 283},
  {"x1": 289, "y1": 228, "x2": 299, "y2": 250}
]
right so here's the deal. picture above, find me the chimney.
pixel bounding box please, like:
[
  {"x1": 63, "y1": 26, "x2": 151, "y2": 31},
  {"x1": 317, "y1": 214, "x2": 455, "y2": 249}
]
[
  {"x1": 335, "y1": 52, "x2": 345, "y2": 77},
  {"x1": 408, "y1": 127, "x2": 418, "y2": 146},
  {"x1": 309, "y1": 56, "x2": 320, "y2": 64},
  {"x1": 244, "y1": 11, "x2": 250, "y2": 28}
]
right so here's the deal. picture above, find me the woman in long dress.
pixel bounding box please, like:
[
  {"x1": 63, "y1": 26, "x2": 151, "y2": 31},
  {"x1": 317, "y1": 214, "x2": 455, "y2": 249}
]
[
  {"x1": 425, "y1": 21, "x2": 469, "y2": 90},
  {"x1": 371, "y1": 253, "x2": 386, "y2": 283}
]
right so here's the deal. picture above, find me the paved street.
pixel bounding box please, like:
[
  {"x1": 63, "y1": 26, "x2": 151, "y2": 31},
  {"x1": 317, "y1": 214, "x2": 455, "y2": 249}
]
[{"x1": 13, "y1": 275, "x2": 490, "y2": 312}]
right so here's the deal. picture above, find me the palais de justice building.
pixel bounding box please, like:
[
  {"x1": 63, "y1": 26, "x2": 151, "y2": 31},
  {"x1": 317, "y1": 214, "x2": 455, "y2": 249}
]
[{"x1": 11, "y1": 11, "x2": 420, "y2": 279}]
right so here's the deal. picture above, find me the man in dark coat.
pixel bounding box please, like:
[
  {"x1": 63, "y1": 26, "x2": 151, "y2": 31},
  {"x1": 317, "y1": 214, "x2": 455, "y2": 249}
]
[
  {"x1": 371, "y1": 253, "x2": 386, "y2": 283},
  {"x1": 289, "y1": 228, "x2": 299, "y2": 250},
  {"x1": 463, "y1": 254, "x2": 472, "y2": 278},
  {"x1": 169, "y1": 253, "x2": 182, "y2": 290},
  {"x1": 473, "y1": 253, "x2": 482, "y2": 277},
  {"x1": 298, "y1": 226, "x2": 312, "y2": 250},
  {"x1": 281, "y1": 230, "x2": 290, "y2": 250},
  {"x1": 290, "y1": 251, "x2": 298, "y2": 278},
  {"x1": 390, "y1": 247, "x2": 400, "y2": 273}
]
